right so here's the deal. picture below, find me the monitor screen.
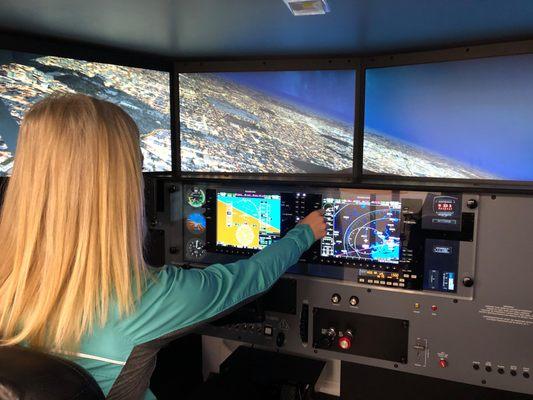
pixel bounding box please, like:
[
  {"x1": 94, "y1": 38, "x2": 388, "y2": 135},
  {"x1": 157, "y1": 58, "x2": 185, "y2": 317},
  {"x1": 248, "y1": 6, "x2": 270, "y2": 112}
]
[
  {"x1": 321, "y1": 197, "x2": 401, "y2": 264},
  {"x1": 364, "y1": 54, "x2": 533, "y2": 181},
  {"x1": 216, "y1": 191, "x2": 281, "y2": 250},
  {"x1": 179, "y1": 70, "x2": 355, "y2": 174},
  {"x1": 0, "y1": 49, "x2": 171, "y2": 176}
]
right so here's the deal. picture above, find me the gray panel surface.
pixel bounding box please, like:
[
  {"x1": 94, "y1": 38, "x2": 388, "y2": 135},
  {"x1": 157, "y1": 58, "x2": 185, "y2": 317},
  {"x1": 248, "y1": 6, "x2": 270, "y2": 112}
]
[{"x1": 158, "y1": 182, "x2": 533, "y2": 394}]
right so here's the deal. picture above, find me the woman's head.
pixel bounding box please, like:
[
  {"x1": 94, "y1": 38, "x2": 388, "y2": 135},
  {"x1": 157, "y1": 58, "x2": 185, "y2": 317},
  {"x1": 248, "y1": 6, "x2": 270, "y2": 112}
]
[{"x1": 0, "y1": 93, "x2": 146, "y2": 349}]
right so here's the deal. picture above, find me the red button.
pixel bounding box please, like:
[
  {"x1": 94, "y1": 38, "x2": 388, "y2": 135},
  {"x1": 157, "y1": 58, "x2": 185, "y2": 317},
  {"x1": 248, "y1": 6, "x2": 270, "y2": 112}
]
[
  {"x1": 431, "y1": 305, "x2": 438, "y2": 312},
  {"x1": 338, "y1": 336, "x2": 352, "y2": 350},
  {"x1": 439, "y1": 359, "x2": 448, "y2": 368}
]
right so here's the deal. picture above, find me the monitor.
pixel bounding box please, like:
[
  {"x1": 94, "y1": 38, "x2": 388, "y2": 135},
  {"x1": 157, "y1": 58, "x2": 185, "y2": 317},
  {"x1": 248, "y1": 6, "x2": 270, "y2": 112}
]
[
  {"x1": 179, "y1": 70, "x2": 355, "y2": 174},
  {"x1": 320, "y1": 197, "x2": 401, "y2": 264},
  {"x1": 216, "y1": 191, "x2": 281, "y2": 250},
  {"x1": 364, "y1": 53, "x2": 533, "y2": 181},
  {"x1": 0, "y1": 49, "x2": 171, "y2": 176}
]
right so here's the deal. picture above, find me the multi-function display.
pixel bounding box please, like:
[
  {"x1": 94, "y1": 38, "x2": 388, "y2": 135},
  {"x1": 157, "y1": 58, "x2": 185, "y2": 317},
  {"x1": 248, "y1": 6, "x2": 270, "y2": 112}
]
[{"x1": 321, "y1": 197, "x2": 401, "y2": 264}]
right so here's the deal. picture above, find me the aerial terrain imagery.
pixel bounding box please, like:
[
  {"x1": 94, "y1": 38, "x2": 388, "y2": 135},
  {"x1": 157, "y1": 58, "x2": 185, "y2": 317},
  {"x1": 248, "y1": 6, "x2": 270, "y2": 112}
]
[
  {"x1": 179, "y1": 70, "x2": 356, "y2": 174},
  {"x1": 0, "y1": 50, "x2": 171, "y2": 176},
  {"x1": 363, "y1": 55, "x2": 533, "y2": 181}
]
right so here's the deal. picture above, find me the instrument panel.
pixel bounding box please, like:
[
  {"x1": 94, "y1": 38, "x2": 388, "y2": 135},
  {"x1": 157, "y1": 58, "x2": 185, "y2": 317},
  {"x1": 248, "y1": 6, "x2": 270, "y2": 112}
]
[
  {"x1": 181, "y1": 183, "x2": 478, "y2": 299},
  {"x1": 145, "y1": 177, "x2": 533, "y2": 397}
]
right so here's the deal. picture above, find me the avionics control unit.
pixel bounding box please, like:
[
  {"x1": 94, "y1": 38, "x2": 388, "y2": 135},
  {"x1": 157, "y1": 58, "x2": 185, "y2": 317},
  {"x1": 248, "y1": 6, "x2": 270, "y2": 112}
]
[{"x1": 182, "y1": 183, "x2": 477, "y2": 297}]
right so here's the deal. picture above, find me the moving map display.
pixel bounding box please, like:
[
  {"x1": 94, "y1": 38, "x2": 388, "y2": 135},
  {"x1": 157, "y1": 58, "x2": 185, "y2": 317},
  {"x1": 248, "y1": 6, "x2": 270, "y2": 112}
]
[
  {"x1": 364, "y1": 54, "x2": 533, "y2": 181},
  {"x1": 321, "y1": 197, "x2": 401, "y2": 264},
  {"x1": 179, "y1": 70, "x2": 355, "y2": 174},
  {"x1": 0, "y1": 49, "x2": 172, "y2": 176},
  {"x1": 216, "y1": 191, "x2": 281, "y2": 250}
]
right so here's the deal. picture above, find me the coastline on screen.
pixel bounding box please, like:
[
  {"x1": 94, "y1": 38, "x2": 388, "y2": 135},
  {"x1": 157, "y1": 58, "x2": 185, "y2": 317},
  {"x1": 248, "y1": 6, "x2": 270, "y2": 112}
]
[
  {"x1": 179, "y1": 70, "x2": 356, "y2": 174},
  {"x1": 364, "y1": 53, "x2": 533, "y2": 181},
  {"x1": 0, "y1": 49, "x2": 172, "y2": 176},
  {"x1": 216, "y1": 191, "x2": 281, "y2": 250},
  {"x1": 321, "y1": 197, "x2": 401, "y2": 264}
]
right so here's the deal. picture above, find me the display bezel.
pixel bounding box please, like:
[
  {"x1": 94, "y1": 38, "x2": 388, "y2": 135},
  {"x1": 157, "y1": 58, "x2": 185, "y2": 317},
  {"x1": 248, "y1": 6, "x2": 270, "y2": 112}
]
[
  {"x1": 360, "y1": 39, "x2": 533, "y2": 189},
  {"x1": 174, "y1": 57, "x2": 361, "y2": 181},
  {"x1": 0, "y1": 31, "x2": 177, "y2": 177}
]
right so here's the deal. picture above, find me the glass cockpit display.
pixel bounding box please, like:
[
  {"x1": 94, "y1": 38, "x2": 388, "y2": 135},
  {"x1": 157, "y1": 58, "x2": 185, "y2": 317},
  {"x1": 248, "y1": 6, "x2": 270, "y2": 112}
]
[
  {"x1": 216, "y1": 191, "x2": 281, "y2": 250},
  {"x1": 321, "y1": 197, "x2": 402, "y2": 264},
  {"x1": 364, "y1": 53, "x2": 533, "y2": 181},
  {"x1": 179, "y1": 70, "x2": 355, "y2": 174},
  {"x1": 0, "y1": 49, "x2": 172, "y2": 176}
]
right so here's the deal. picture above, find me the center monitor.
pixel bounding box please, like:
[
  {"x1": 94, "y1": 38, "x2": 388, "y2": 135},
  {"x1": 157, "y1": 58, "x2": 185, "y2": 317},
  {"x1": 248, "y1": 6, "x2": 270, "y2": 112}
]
[
  {"x1": 216, "y1": 191, "x2": 281, "y2": 250},
  {"x1": 320, "y1": 197, "x2": 402, "y2": 264},
  {"x1": 179, "y1": 69, "x2": 356, "y2": 175}
]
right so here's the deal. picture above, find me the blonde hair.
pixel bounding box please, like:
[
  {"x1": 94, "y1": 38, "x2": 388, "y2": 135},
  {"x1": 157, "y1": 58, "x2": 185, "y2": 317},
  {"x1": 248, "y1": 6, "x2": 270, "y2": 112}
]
[{"x1": 0, "y1": 94, "x2": 146, "y2": 350}]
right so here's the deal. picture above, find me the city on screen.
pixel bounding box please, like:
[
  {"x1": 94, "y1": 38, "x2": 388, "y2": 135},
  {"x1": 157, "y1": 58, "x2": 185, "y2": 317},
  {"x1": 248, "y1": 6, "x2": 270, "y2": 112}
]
[
  {"x1": 179, "y1": 70, "x2": 356, "y2": 174},
  {"x1": 0, "y1": 49, "x2": 172, "y2": 176}
]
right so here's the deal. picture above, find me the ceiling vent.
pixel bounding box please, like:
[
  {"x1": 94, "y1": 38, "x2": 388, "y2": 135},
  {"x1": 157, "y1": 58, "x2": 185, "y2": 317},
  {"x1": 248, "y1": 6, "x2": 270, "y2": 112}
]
[{"x1": 283, "y1": 0, "x2": 330, "y2": 16}]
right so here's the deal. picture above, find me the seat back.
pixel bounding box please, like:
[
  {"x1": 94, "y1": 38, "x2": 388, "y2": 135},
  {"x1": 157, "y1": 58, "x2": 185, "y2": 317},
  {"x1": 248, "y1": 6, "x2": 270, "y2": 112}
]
[{"x1": 0, "y1": 346, "x2": 104, "y2": 400}]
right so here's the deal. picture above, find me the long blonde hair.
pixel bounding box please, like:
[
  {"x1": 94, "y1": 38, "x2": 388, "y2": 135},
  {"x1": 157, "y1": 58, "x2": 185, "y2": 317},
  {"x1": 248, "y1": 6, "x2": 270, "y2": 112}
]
[{"x1": 0, "y1": 94, "x2": 146, "y2": 350}]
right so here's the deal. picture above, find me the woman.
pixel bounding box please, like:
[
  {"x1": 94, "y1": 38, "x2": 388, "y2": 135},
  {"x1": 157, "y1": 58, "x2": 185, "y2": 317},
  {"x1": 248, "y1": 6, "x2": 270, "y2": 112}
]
[{"x1": 0, "y1": 94, "x2": 326, "y2": 399}]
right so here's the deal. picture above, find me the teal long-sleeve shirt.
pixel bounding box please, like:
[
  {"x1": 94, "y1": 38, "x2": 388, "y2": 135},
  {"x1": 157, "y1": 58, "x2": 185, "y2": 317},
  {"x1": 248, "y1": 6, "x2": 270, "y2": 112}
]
[{"x1": 67, "y1": 223, "x2": 315, "y2": 399}]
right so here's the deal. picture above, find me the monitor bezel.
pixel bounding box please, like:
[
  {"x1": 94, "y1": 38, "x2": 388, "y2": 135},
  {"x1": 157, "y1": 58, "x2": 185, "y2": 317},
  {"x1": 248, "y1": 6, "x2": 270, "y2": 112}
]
[
  {"x1": 0, "y1": 31, "x2": 177, "y2": 176},
  {"x1": 173, "y1": 57, "x2": 361, "y2": 181},
  {"x1": 360, "y1": 39, "x2": 533, "y2": 189}
]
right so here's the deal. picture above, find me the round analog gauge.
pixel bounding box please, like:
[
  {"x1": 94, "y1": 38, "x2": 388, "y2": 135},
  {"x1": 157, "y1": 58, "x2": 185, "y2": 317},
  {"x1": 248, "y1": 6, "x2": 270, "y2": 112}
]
[
  {"x1": 186, "y1": 212, "x2": 206, "y2": 234},
  {"x1": 187, "y1": 187, "x2": 206, "y2": 208},
  {"x1": 186, "y1": 238, "x2": 206, "y2": 260}
]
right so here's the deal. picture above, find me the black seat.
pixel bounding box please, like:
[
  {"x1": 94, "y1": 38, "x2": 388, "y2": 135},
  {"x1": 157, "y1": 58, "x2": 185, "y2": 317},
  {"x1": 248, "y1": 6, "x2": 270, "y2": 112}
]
[{"x1": 0, "y1": 345, "x2": 104, "y2": 400}]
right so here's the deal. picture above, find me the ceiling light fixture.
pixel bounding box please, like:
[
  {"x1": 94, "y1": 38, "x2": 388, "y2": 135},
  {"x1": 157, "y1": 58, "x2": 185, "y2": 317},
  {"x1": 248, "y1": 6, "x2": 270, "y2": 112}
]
[{"x1": 283, "y1": 0, "x2": 330, "y2": 16}]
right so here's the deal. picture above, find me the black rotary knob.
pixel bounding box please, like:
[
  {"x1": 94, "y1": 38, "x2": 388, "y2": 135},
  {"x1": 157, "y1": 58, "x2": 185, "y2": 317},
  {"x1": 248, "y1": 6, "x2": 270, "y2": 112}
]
[
  {"x1": 463, "y1": 276, "x2": 474, "y2": 287},
  {"x1": 467, "y1": 199, "x2": 478, "y2": 209}
]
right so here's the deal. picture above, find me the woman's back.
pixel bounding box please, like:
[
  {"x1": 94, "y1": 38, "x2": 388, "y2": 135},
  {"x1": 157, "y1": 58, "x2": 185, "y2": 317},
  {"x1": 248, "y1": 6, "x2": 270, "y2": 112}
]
[
  {"x1": 0, "y1": 93, "x2": 324, "y2": 399},
  {"x1": 72, "y1": 223, "x2": 314, "y2": 398}
]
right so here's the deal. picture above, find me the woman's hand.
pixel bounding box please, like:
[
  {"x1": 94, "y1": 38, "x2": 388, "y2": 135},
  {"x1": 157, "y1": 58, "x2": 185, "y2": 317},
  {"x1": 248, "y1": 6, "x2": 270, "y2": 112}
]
[{"x1": 300, "y1": 209, "x2": 327, "y2": 241}]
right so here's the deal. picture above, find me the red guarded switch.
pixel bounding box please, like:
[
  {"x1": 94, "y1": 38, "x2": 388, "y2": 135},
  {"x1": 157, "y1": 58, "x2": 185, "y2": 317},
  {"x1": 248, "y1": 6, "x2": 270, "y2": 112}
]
[
  {"x1": 338, "y1": 335, "x2": 352, "y2": 350},
  {"x1": 439, "y1": 359, "x2": 448, "y2": 368}
]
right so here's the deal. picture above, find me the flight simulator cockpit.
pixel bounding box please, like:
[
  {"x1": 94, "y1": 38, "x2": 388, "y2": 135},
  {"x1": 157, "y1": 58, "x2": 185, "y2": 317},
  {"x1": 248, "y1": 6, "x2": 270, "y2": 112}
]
[{"x1": 2, "y1": 9, "x2": 533, "y2": 399}]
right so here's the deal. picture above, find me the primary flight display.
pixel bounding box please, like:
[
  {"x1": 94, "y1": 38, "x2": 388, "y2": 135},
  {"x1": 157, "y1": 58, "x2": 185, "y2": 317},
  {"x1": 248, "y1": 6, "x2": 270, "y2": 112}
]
[
  {"x1": 0, "y1": 49, "x2": 172, "y2": 176},
  {"x1": 216, "y1": 191, "x2": 281, "y2": 250},
  {"x1": 179, "y1": 70, "x2": 355, "y2": 174}
]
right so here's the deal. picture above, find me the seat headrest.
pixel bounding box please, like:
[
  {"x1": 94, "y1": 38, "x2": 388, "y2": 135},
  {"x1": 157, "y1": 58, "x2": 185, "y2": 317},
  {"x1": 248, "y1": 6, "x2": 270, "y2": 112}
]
[{"x1": 0, "y1": 345, "x2": 104, "y2": 400}]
